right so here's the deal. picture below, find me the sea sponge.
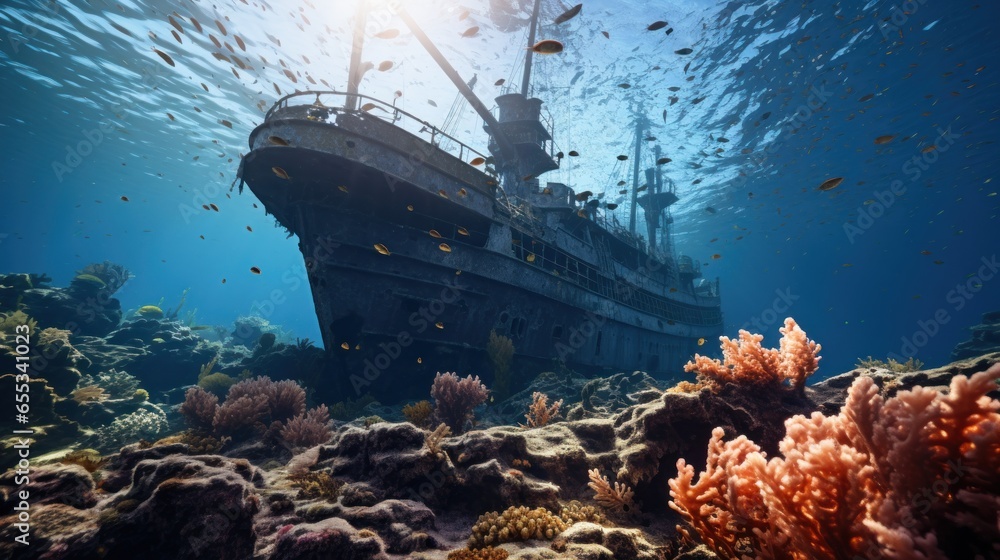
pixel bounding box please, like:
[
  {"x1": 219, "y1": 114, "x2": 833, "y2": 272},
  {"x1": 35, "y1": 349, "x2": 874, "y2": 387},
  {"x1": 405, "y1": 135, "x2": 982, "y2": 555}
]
[
  {"x1": 136, "y1": 305, "x2": 164, "y2": 319},
  {"x1": 198, "y1": 372, "x2": 236, "y2": 397}
]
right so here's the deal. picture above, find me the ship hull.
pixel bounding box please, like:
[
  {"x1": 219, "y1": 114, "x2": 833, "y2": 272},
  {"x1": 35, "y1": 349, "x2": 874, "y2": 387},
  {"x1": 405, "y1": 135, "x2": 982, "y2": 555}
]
[{"x1": 241, "y1": 109, "x2": 722, "y2": 402}]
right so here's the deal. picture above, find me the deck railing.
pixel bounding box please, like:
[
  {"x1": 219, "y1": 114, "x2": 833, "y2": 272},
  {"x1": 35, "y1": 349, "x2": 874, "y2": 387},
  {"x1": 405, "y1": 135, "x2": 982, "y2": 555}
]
[{"x1": 265, "y1": 90, "x2": 491, "y2": 168}]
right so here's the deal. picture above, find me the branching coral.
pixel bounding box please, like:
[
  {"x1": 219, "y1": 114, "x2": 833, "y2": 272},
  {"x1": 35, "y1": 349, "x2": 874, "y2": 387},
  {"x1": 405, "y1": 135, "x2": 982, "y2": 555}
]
[
  {"x1": 70, "y1": 385, "x2": 108, "y2": 403},
  {"x1": 226, "y1": 376, "x2": 306, "y2": 423},
  {"x1": 425, "y1": 423, "x2": 452, "y2": 457},
  {"x1": 79, "y1": 369, "x2": 140, "y2": 400},
  {"x1": 95, "y1": 407, "x2": 169, "y2": 451},
  {"x1": 587, "y1": 469, "x2": 635, "y2": 513},
  {"x1": 684, "y1": 317, "x2": 820, "y2": 393},
  {"x1": 280, "y1": 405, "x2": 332, "y2": 449},
  {"x1": 213, "y1": 394, "x2": 270, "y2": 438},
  {"x1": 668, "y1": 363, "x2": 1000, "y2": 560},
  {"x1": 523, "y1": 392, "x2": 563, "y2": 428},
  {"x1": 402, "y1": 400, "x2": 434, "y2": 428},
  {"x1": 179, "y1": 387, "x2": 219, "y2": 430},
  {"x1": 431, "y1": 372, "x2": 489, "y2": 433}
]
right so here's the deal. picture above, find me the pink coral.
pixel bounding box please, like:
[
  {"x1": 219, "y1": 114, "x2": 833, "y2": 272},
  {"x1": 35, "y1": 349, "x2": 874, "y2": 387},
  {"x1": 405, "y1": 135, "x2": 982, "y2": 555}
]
[
  {"x1": 668, "y1": 363, "x2": 1000, "y2": 560},
  {"x1": 213, "y1": 394, "x2": 269, "y2": 438},
  {"x1": 280, "y1": 404, "x2": 332, "y2": 449},
  {"x1": 227, "y1": 376, "x2": 305, "y2": 422},
  {"x1": 684, "y1": 317, "x2": 820, "y2": 392},
  {"x1": 430, "y1": 372, "x2": 489, "y2": 433},
  {"x1": 179, "y1": 387, "x2": 219, "y2": 430}
]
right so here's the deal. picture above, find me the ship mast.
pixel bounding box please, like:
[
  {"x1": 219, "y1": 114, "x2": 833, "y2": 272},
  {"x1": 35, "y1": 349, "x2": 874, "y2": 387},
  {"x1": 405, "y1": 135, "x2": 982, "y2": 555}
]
[
  {"x1": 344, "y1": 0, "x2": 368, "y2": 111},
  {"x1": 628, "y1": 111, "x2": 646, "y2": 236},
  {"x1": 396, "y1": 7, "x2": 518, "y2": 164},
  {"x1": 520, "y1": 0, "x2": 543, "y2": 96}
]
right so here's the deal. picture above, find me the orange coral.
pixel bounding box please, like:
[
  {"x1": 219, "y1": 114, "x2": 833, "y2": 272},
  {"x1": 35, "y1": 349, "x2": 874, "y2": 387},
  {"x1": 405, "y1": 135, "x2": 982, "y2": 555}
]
[
  {"x1": 587, "y1": 468, "x2": 635, "y2": 513},
  {"x1": 524, "y1": 392, "x2": 562, "y2": 428},
  {"x1": 684, "y1": 317, "x2": 820, "y2": 392},
  {"x1": 669, "y1": 362, "x2": 1000, "y2": 560}
]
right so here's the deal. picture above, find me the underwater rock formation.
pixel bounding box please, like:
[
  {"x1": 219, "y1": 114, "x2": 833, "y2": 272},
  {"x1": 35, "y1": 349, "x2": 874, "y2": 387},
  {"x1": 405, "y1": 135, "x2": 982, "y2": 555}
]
[
  {"x1": 3, "y1": 319, "x2": 998, "y2": 560},
  {"x1": 0, "y1": 268, "x2": 125, "y2": 337},
  {"x1": 74, "y1": 318, "x2": 218, "y2": 393},
  {"x1": 952, "y1": 310, "x2": 1000, "y2": 360}
]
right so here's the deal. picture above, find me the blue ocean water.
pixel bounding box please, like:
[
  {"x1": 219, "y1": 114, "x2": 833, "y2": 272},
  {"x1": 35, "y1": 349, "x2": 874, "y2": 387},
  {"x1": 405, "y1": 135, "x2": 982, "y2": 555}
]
[{"x1": 0, "y1": 0, "x2": 997, "y2": 379}]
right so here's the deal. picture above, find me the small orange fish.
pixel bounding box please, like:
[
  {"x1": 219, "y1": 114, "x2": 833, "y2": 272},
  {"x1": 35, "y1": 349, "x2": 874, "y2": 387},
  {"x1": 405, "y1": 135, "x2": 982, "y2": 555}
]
[
  {"x1": 711, "y1": 254, "x2": 721, "y2": 259},
  {"x1": 374, "y1": 243, "x2": 390, "y2": 255},
  {"x1": 874, "y1": 135, "x2": 896, "y2": 145},
  {"x1": 272, "y1": 166, "x2": 290, "y2": 179},
  {"x1": 268, "y1": 136, "x2": 289, "y2": 146},
  {"x1": 469, "y1": 157, "x2": 485, "y2": 166},
  {"x1": 697, "y1": 338, "x2": 706, "y2": 346},
  {"x1": 341, "y1": 342, "x2": 350, "y2": 350},
  {"x1": 439, "y1": 243, "x2": 452, "y2": 253}
]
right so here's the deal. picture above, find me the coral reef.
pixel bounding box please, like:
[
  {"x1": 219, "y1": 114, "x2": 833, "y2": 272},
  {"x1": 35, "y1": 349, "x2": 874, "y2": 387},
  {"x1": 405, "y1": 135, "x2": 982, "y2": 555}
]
[
  {"x1": 952, "y1": 309, "x2": 1000, "y2": 360},
  {"x1": 855, "y1": 355, "x2": 923, "y2": 372},
  {"x1": 523, "y1": 391, "x2": 562, "y2": 427},
  {"x1": 94, "y1": 406, "x2": 169, "y2": 451},
  {"x1": 668, "y1": 362, "x2": 1000, "y2": 560},
  {"x1": 587, "y1": 469, "x2": 635, "y2": 514},
  {"x1": 179, "y1": 386, "x2": 219, "y2": 430},
  {"x1": 447, "y1": 546, "x2": 509, "y2": 560},
  {"x1": 280, "y1": 405, "x2": 332, "y2": 449},
  {"x1": 2, "y1": 269, "x2": 123, "y2": 337},
  {"x1": 468, "y1": 505, "x2": 571, "y2": 547},
  {"x1": 431, "y1": 372, "x2": 489, "y2": 433},
  {"x1": 684, "y1": 317, "x2": 820, "y2": 394},
  {"x1": 180, "y1": 376, "x2": 329, "y2": 451},
  {"x1": 402, "y1": 399, "x2": 434, "y2": 428},
  {"x1": 78, "y1": 368, "x2": 140, "y2": 399}
]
